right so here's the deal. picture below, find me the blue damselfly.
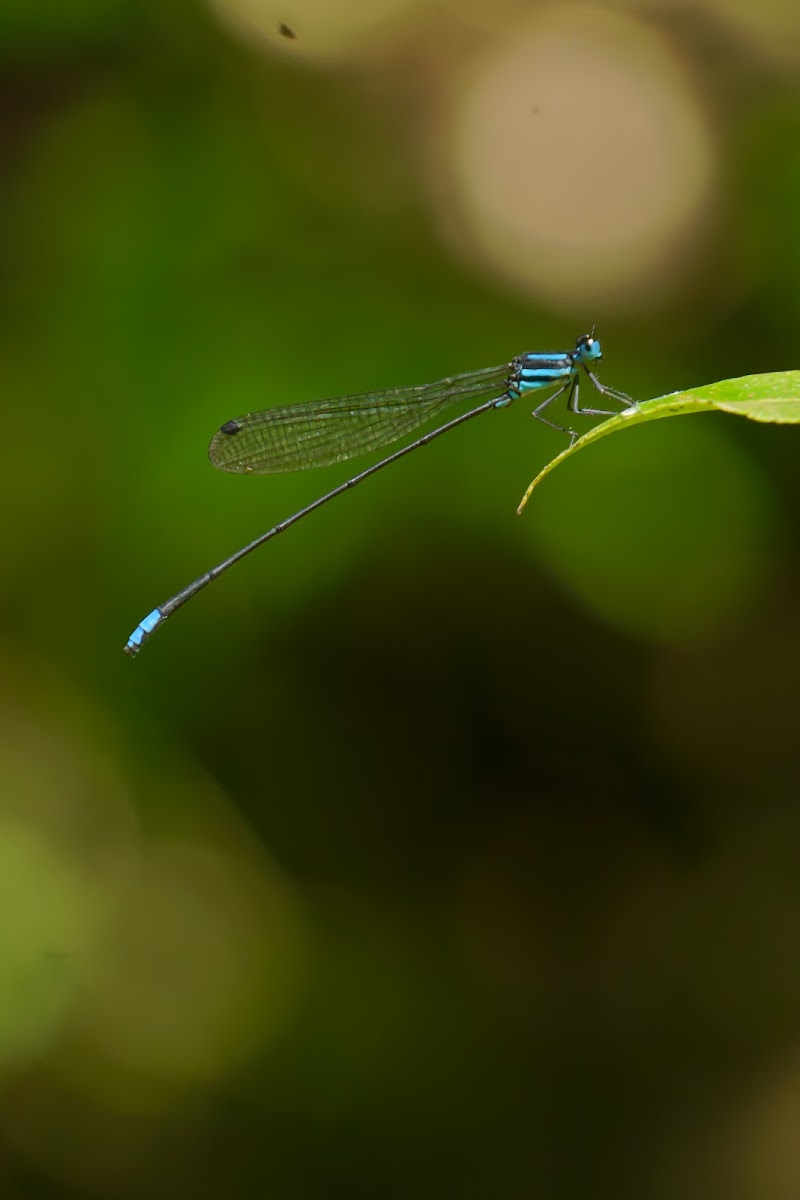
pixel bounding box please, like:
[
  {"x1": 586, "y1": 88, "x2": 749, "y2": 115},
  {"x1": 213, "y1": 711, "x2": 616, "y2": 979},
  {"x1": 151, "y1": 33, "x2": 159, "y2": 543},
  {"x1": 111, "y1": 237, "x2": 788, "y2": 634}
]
[{"x1": 125, "y1": 332, "x2": 633, "y2": 656}]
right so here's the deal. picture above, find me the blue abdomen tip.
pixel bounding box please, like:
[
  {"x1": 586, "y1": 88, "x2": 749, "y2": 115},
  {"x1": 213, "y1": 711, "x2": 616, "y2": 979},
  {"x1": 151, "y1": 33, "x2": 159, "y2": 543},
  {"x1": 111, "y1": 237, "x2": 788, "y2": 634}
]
[{"x1": 124, "y1": 609, "x2": 162, "y2": 656}]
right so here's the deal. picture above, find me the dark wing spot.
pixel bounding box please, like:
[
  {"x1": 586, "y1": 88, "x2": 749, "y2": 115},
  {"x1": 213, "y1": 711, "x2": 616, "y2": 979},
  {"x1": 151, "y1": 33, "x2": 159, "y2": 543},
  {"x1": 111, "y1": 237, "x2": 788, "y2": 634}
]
[
  {"x1": 220, "y1": 419, "x2": 243, "y2": 435},
  {"x1": 278, "y1": 23, "x2": 297, "y2": 38}
]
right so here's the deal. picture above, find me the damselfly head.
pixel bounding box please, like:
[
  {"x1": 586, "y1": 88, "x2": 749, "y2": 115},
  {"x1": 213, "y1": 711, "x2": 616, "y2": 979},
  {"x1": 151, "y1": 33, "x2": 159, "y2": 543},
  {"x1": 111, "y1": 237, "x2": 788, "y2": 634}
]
[{"x1": 574, "y1": 331, "x2": 602, "y2": 363}]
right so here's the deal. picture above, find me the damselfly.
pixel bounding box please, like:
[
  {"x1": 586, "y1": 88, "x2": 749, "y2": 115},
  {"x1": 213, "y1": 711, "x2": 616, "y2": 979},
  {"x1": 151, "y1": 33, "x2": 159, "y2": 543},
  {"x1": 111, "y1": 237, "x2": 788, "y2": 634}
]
[{"x1": 124, "y1": 332, "x2": 634, "y2": 656}]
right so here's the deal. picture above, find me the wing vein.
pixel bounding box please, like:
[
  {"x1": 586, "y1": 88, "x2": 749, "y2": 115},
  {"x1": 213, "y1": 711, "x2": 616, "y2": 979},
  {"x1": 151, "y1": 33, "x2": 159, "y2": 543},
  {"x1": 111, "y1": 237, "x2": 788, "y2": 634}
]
[{"x1": 208, "y1": 363, "x2": 511, "y2": 474}]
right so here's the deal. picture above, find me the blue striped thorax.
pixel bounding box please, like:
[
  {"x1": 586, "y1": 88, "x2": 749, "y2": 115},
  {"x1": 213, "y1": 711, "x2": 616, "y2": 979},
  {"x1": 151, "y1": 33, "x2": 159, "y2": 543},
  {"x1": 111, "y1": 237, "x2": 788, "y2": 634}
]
[{"x1": 504, "y1": 332, "x2": 602, "y2": 401}]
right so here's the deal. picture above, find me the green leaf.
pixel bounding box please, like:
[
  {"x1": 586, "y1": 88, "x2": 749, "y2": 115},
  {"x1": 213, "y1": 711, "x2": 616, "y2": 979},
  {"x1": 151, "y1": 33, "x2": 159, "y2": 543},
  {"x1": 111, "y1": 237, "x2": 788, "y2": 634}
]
[{"x1": 517, "y1": 370, "x2": 800, "y2": 514}]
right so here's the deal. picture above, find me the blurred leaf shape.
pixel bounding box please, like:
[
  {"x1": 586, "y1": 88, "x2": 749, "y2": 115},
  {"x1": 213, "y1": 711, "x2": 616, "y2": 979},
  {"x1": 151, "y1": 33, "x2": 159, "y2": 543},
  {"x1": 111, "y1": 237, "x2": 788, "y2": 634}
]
[
  {"x1": 518, "y1": 371, "x2": 800, "y2": 511},
  {"x1": 0, "y1": 819, "x2": 96, "y2": 1070},
  {"x1": 74, "y1": 841, "x2": 309, "y2": 1086}
]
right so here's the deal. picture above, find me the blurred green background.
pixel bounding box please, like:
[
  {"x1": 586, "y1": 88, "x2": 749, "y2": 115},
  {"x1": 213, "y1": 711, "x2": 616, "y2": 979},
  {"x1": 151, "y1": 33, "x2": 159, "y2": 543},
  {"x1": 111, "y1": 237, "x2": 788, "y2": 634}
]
[{"x1": 3, "y1": 1, "x2": 800, "y2": 1196}]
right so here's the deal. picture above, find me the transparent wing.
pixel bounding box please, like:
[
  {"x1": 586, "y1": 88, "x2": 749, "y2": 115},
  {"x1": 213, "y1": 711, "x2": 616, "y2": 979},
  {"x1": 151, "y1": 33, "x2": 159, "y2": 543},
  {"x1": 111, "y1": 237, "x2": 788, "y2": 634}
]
[{"x1": 208, "y1": 364, "x2": 511, "y2": 474}]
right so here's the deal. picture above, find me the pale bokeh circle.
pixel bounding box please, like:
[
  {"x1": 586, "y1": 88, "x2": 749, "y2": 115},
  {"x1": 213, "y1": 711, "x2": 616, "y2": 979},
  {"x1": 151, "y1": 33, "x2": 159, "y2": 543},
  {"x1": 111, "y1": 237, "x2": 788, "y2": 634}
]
[{"x1": 438, "y1": 4, "x2": 716, "y2": 310}]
